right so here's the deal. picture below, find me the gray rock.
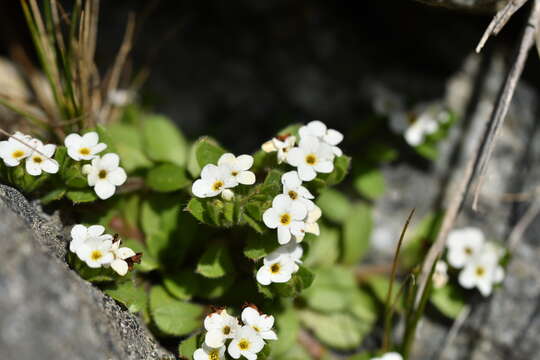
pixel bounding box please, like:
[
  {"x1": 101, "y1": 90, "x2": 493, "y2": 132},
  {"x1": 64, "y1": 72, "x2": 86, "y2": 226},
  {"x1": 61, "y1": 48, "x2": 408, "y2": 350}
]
[{"x1": 0, "y1": 185, "x2": 173, "y2": 360}]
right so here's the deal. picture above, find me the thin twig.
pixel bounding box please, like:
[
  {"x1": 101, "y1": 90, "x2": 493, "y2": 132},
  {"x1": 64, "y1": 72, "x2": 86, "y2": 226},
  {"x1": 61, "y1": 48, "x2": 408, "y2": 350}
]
[
  {"x1": 438, "y1": 306, "x2": 471, "y2": 360},
  {"x1": 508, "y1": 197, "x2": 540, "y2": 250},
  {"x1": 0, "y1": 128, "x2": 54, "y2": 161},
  {"x1": 473, "y1": 0, "x2": 540, "y2": 210}
]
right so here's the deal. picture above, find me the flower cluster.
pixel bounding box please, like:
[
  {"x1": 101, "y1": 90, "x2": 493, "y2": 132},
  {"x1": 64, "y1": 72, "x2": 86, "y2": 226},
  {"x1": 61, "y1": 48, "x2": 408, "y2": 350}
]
[
  {"x1": 444, "y1": 227, "x2": 505, "y2": 296},
  {"x1": 192, "y1": 153, "x2": 256, "y2": 200},
  {"x1": 64, "y1": 132, "x2": 127, "y2": 200},
  {"x1": 0, "y1": 131, "x2": 59, "y2": 176},
  {"x1": 258, "y1": 121, "x2": 342, "y2": 285},
  {"x1": 69, "y1": 224, "x2": 139, "y2": 275},
  {"x1": 195, "y1": 306, "x2": 277, "y2": 360}
]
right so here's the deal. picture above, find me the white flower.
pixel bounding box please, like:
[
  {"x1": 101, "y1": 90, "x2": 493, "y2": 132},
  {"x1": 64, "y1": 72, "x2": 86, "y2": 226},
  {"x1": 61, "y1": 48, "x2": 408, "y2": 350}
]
[
  {"x1": 192, "y1": 164, "x2": 236, "y2": 198},
  {"x1": 299, "y1": 120, "x2": 343, "y2": 156},
  {"x1": 0, "y1": 131, "x2": 34, "y2": 166},
  {"x1": 227, "y1": 325, "x2": 265, "y2": 360},
  {"x1": 261, "y1": 136, "x2": 296, "y2": 163},
  {"x1": 446, "y1": 227, "x2": 485, "y2": 269},
  {"x1": 108, "y1": 89, "x2": 135, "y2": 106},
  {"x1": 281, "y1": 171, "x2": 315, "y2": 211},
  {"x1": 82, "y1": 153, "x2": 127, "y2": 200},
  {"x1": 256, "y1": 253, "x2": 297, "y2": 286},
  {"x1": 77, "y1": 237, "x2": 114, "y2": 268},
  {"x1": 262, "y1": 194, "x2": 307, "y2": 244},
  {"x1": 432, "y1": 260, "x2": 449, "y2": 289},
  {"x1": 109, "y1": 240, "x2": 137, "y2": 276},
  {"x1": 204, "y1": 309, "x2": 241, "y2": 348},
  {"x1": 265, "y1": 242, "x2": 304, "y2": 271},
  {"x1": 218, "y1": 153, "x2": 256, "y2": 186},
  {"x1": 241, "y1": 307, "x2": 278, "y2": 341},
  {"x1": 69, "y1": 224, "x2": 112, "y2": 258},
  {"x1": 458, "y1": 249, "x2": 504, "y2": 296},
  {"x1": 303, "y1": 205, "x2": 321, "y2": 236},
  {"x1": 221, "y1": 189, "x2": 235, "y2": 201},
  {"x1": 25, "y1": 140, "x2": 59, "y2": 176},
  {"x1": 194, "y1": 344, "x2": 226, "y2": 360},
  {"x1": 286, "y1": 136, "x2": 334, "y2": 181},
  {"x1": 404, "y1": 115, "x2": 439, "y2": 146},
  {"x1": 64, "y1": 131, "x2": 107, "y2": 161},
  {"x1": 371, "y1": 352, "x2": 403, "y2": 360}
]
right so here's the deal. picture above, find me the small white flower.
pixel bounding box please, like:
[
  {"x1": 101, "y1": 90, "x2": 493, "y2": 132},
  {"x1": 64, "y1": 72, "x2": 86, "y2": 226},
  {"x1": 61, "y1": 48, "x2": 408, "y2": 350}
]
[
  {"x1": 286, "y1": 136, "x2": 334, "y2": 181},
  {"x1": 204, "y1": 309, "x2": 241, "y2": 348},
  {"x1": 194, "y1": 344, "x2": 226, "y2": 360},
  {"x1": 262, "y1": 194, "x2": 307, "y2": 244},
  {"x1": 256, "y1": 254, "x2": 297, "y2": 286},
  {"x1": 261, "y1": 136, "x2": 296, "y2": 164},
  {"x1": 82, "y1": 153, "x2": 127, "y2": 200},
  {"x1": 446, "y1": 227, "x2": 485, "y2": 269},
  {"x1": 298, "y1": 120, "x2": 343, "y2": 156},
  {"x1": 241, "y1": 307, "x2": 278, "y2": 341},
  {"x1": 458, "y1": 249, "x2": 504, "y2": 297},
  {"x1": 108, "y1": 89, "x2": 135, "y2": 106},
  {"x1": 109, "y1": 240, "x2": 137, "y2": 276},
  {"x1": 221, "y1": 189, "x2": 235, "y2": 201},
  {"x1": 218, "y1": 153, "x2": 256, "y2": 186},
  {"x1": 292, "y1": 205, "x2": 322, "y2": 243},
  {"x1": 281, "y1": 171, "x2": 315, "y2": 211},
  {"x1": 69, "y1": 224, "x2": 112, "y2": 258},
  {"x1": 227, "y1": 325, "x2": 265, "y2": 360},
  {"x1": 265, "y1": 242, "x2": 304, "y2": 271},
  {"x1": 432, "y1": 260, "x2": 449, "y2": 289},
  {"x1": 64, "y1": 131, "x2": 107, "y2": 161},
  {"x1": 77, "y1": 237, "x2": 114, "y2": 268},
  {"x1": 0, "y1": 131, "x2": 34, "y2": 166},
  {"x1": 25, "y1": 140, "x2": 59, "y2": 176},
  {"x1": 192, "y1": 164, "x2": 236, "y2": 198},
  {"x1": 371, "y1": 352, "x2": 403, "y2": 360},
  {"x1": 404, "y1": 115, "x2": 439, "y2": 146}
]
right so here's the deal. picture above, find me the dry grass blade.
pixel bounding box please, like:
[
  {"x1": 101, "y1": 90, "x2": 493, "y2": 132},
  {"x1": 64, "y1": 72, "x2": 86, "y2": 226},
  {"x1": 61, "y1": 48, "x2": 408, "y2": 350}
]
[{"x1": 508, "y1": 197, "x2": 540, "y2": 250}]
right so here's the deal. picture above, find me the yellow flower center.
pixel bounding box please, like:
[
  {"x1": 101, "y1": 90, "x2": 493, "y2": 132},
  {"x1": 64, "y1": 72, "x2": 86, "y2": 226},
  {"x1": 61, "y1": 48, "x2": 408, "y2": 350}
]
[
  {"x1": 253, "y1": 326, "x2": 260, "y2": 332},
  {"x1": 288, "y1": 190, "x2": 298, "y2": 200},
  {"x1": 238, "y1": 339, "x2": 250, "y2": 350},
  {"x1": 279, "y1": 213, "x2": 291, "y2": 225},
  {"x1": 223, "y1": 325, "x2": 231, "y2": 335},
  {"x1": 231, "y1": 171, "x2": 238, "y2": 176},
  {"x1": 33, "y1": 156, "x2": 43, "y2": 163},
  {"x1": 98, "y1": 170, "x2": 108, "y2": 179},
  {"x1": 305, "y1": 154, "x2": 317, "y2": 165},
  {"x1": 12, "y1": 150, "x2": 25, "y2": 159},
  {"x1": 79, "y1": 147, "x2": 91, "y2": 155},
  {"x1": 90, "y1": 250, "x2": 103, "y2": 261},
  {"x1": 212, "y1": 181, "x2": 224, "y2": 191},
  {"x1": 475, "y1": 266, "x2": 485, "y2": 277},
  {"x1": 270, "y1": 263, "x2": 281, "y2": 274},
  {"x1": 209, "y1": 350, "x2": 220, "y2": 360},
  {"x1": 464, "y1": 247, "x2": 472, "y2": 255}
]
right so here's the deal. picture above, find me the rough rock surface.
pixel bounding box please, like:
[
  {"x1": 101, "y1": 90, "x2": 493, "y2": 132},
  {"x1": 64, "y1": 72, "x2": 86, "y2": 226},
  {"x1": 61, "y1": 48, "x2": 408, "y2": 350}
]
[{"x1": 0, "y1": 185, "x2": 173, "y2": 360}]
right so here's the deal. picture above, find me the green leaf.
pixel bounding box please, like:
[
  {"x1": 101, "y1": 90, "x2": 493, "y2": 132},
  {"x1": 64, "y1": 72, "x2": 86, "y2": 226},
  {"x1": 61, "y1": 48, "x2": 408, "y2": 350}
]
[
  {"x1": 196, "y1": 244, "x2": 234, "y2": 278},
  {"x1": 40, "y1": 187, "x2": 66, "y2": 204},
  {"x1": 273, "y1": 266, "x2": 314, "y2": 297},
  {"x1": 303, "y1": 266, "x2": 357, "y2": 313},
  {"x1": 186, "y1": 197, "x2": 224, "y2": 226},
  {"x1": 364, "y1": 275, "x2": 403, "y2": 312},
  {"x1": 270, "y1": 304, "x2": 301, "y2": 357},
  {"x1": 104, "y1": 280, "x2": 147, "y2": 313},
  {"x1": 164, "y1": 270, "x2": 201, "y2": 300},
  {"x1": 244, "y1": 233, "x2": 279, "y2": 260},
  {"x1": 195, "y1": 137, "x2": 226, "y2": 169},
  {"x1": 142, "y1": 115, "x2": 188, "y2": 166},
  {"x1": 320, "y1": 155, "x2": 351, "y2": 186},
  {"x1": 66, "y1": 188, "x2": 98, "y2": 203},
  {"x1": 95, "y1": 124, "x2": 117, "y2": 153},
  {"x1": 242, "y1": 212, "x2": 265, "y2": 234},
  {"x1": 149, "y1": 286, "x2": 203, "y2": 336},
  {"x1": 354, "y1": 167, "x2": 385, "y2": 200},
  {"x1": 107, "y1": 123, "x2": 152, "y2": 172},
  {"x1": 430, "y1": 284, "x2": 466, "y2": 319},
  {"x1": 63, "y1": 165, "x2": 88, "y2": 188},
  {"x1": 303, "y1": 225, "x2": 340, "y2": 267},
  {"x1": 316, "y1": 188, "x2": 351, "y2": 224},
  {"x1": 178, "y1": 335, "x2": 199, "y2": 359},
  {"x1": 122, "y1": 238, "x2": 158, "y2": 272},
  {"x1": 146, "y1": 163, "x2": 190, "y2": 192},
  {"x1": 195, "y1": 275, "x2": 235, "y2": 299},
  {"x1": 342, "y1": 203, "x2": 372, "y2": 264}
]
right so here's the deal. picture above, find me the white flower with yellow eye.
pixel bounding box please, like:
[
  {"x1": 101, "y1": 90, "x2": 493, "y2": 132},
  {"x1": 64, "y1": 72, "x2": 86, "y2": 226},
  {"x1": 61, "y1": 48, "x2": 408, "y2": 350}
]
[
  {"x1": 194, "y1": 344, "x2": 226, "y2": 360},
  {"x1": 286, "y1": 136, "x2": 335, "y2": 181},
  {"x1": 82, "y1": 153, "x2": 127, "y2": 200},
  {"x1": 192, "y1": 164, "x2": 236, "y2": 198},
  {"x1": 69, "y1": 224, "x2": 112, "y2": 258},
  {"x1": 256, "y1": 253, "x2": 296, "y2": 286},
  {"x1": 227, "y1": 325, "x2": 265, "y2": 360},
  {"x1": 261, "y1": 135, "x2": 296, "y2": 163},
  {"x1": 0, "y1": 131, "x2": 35, "y2": 167},
  {"x1": 109, "y1": 240, "x2": 137, "y2": 276},
  {"x1": 299, "y1": 120, "x2": 343, "y2": 156},
  {"x1": 458, "y1": 249, "x2": 504, "y2": 297},
  {"x1": 446, "y1": 227, "x2": 485, "y2": 269},
  {"x1": 281, "y1": 171, "x2": 315, "y2": 211},
  {"x1": 262, "y1": 194, "x2": 307, "y2": 244},
  {"x1": 25, "y1": 140, "x2": 59, "y2": 176},
  {"x1": 204, "y1": 309, "x2": 240, "y2": 348},
  {"x1": 241, "y1": 307, "x2": 278, "y2": 341},
  {"x1": 217, "y1": 153, "x2": 256, "y2": 186},
  {"x1": 64, "y1": 131, "x2": 107, "y2": 161},
  {"x1": 76, "y1": 237, "x2": 114, "y2": 268}
]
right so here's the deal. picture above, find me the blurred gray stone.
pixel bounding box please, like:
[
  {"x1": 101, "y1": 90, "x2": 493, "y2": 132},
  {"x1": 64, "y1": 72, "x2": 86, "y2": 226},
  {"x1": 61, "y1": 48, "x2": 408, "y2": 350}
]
[{"x1": 0, "y1": 185, "x2": 173, "y2": 360}]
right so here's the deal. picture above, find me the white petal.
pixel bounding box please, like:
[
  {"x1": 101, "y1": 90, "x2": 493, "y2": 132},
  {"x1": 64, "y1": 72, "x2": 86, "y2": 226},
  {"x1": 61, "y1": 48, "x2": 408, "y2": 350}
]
[
  {"x1": 258, "y1": 314, "x2": 274, "y2": 330},
  {"x1": 477, "y1": 277, "x2": 493, "y2": 296},
  {"x1": 201, "y1": 164, "x2": 220, "y2": 180},
  {"x1": 458, "y1": 267, "x2": 476, "y2": 289},
  {"x1": 227, "y1": 340, "x2": 241, "y2": 359},
  {"x1": 237, "y1": 171, "x2": 256, "y2": 185},
  {"x1": 243, "y1": 351, "x2": 257, "y2": 360},
  {"x1": 262, "y1": 208, "x2": 279, "y2": 228},
  {"x1": 218, "y1": 153, "x2": 236, "y2": 166},
  {"x1": 332, "y1": 146, "x2": 343, "y2": 157},
  {"x1": 71, "y1": 225, "x2": 88, "y2": 241},
  {"x1": 272, "y1": 194, "x2": 291, "y2": 211},
  {"x1": 305, "y1": 222, "x2": 320, "y2": 236},
  {"x1": 25, "y1": 159, "x2": 42, "y2": 176},
  {"x1": 324, "y1": 129, "x2": 343, "y2": 145},
  {"x1": 241, "y1": 307, "x2": 260, "y2": 326},
  {"x1": 297, "y1": 165, "x2": 316, "y2": 181},
  {"x1": 205, "y1": 329, "x2": 226, "y2": 348},
  {"x1": 286, "y1": 148, "x2": 304, "y2": 166},
  {"x1": 290, "y1": 202, "x2": 308, "y2": 220},
  {"x1": 92, "y1": 143, "x2": 107, "y2": 155},
  {"x1": 261, "y1": 329, "x2": 278, "y2": 340},
  {"x1": 192, "y1": 179, "x2": 211, "y2": 198},
  {"x1": 404, "y1": 126, "x2": 423, "y2": 146},
  {"x1": 87, "y1": 225, "x2": 105, "y2": 237},
  {"x1": 235, "y1": 155, "x2": 254, "y2": 170},
  {"x1": 193, "y1": 348, "x2": 207, "y2": 360},
  {"x1": 447, "y1": 248, "x2": 467, "y2": 268},
  {"x1": 111, "y1": 259, "x2": 129, "y2": 276},
  {"x1": 108, "y1": 168, "x2": 127, "y2": 186},
  {"x1": 277, "y1": 227, "x2": 291, "y2": 244},
  {"x1": 100, "y1": 153, "x2": 120, "y2": 170},
  {"x1": 256, "y1": 266, "x2": 272, "y2": 285},
  {"x1": 314, "y1": 160, "x2": 334, "y2": 173},
  {"x1": 41, "y1": 158, "x2": 59, "y2": 174},
  {"x1": 281, "y1": 171, "x2": 302, "y2": 188},
  {"x1": 64, "y1": 133, "x2": 82, "y2": 148},
  {"x1": 82, "y1": 132, "x2": 99, "y2": 146},
  {"x1": 271, "y1": 268, "x2": 292, "y2": 283},
  {"x1": 117, "y1": 247, "x2": 136, "y2": 259},
  {"x1": 306, "y1": 121, "x2": 327, "y2": 137},
  {"x1": 94, "y1": 180, "x2": 116, "y2": 200},
  {"x1": 261, "y1": 140, "x2": 277, "y2": 153}
]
